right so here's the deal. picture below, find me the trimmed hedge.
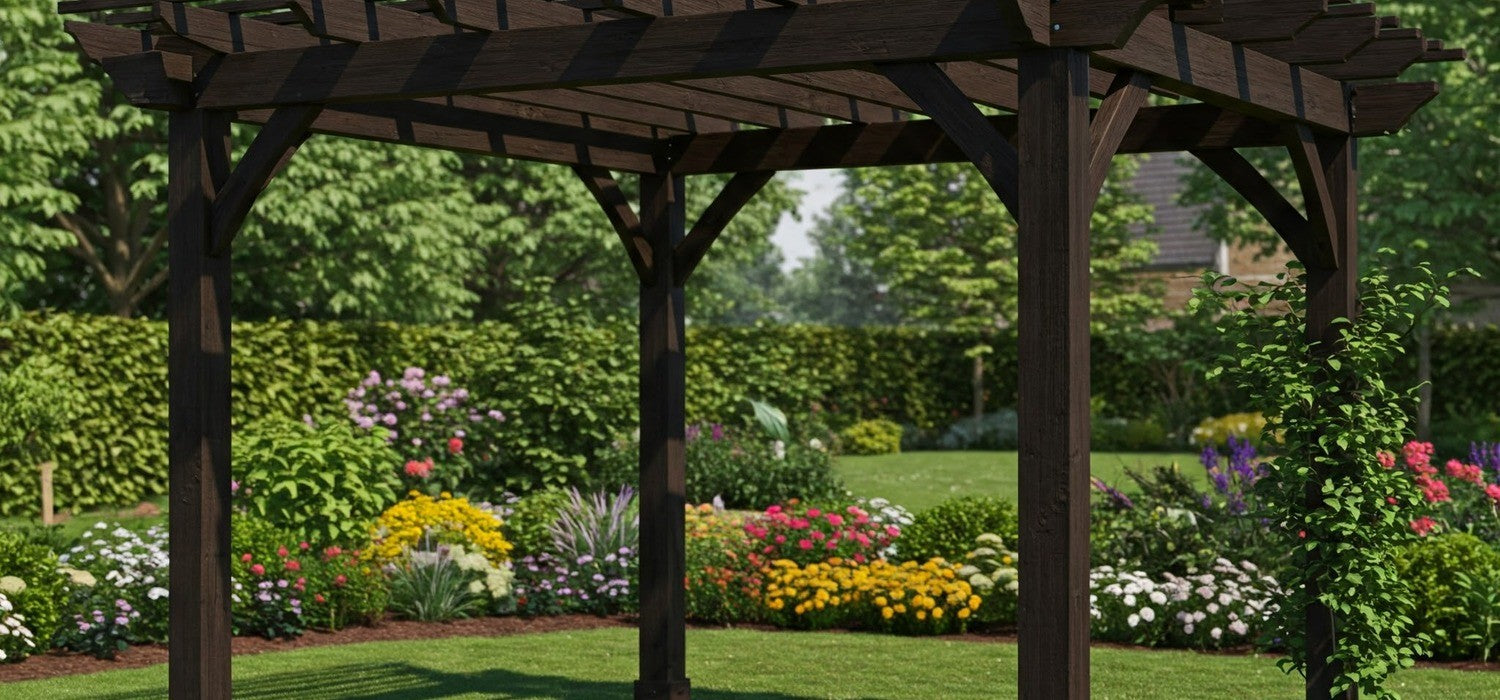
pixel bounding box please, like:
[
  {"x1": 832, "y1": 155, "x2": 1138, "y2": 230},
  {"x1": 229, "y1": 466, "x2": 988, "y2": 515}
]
[{"x1": 1, "y1": 313, "x2": 1496, "y2": 515}]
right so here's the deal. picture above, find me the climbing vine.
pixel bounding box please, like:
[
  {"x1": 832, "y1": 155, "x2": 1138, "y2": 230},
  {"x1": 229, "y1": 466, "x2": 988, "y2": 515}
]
[{"x1": 1192, "y1": 256, "x2": 1467, "y2": 697}]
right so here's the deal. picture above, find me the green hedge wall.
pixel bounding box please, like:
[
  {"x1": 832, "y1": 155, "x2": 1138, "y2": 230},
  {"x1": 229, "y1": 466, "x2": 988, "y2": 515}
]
[{"x1": 2, "y1": 314, "x2": 1496, "y2": 516}]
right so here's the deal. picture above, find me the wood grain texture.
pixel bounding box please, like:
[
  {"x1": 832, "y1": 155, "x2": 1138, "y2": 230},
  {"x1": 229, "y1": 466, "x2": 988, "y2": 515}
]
[
  {"x1": 1284, "y1": 123, "x2": 1339, "y2": 269},
  {"x1": 1088, "y1": 70, "x2": 1151, "y2": 203},
  {"x1": 674, "y1": 170, "x2": 776, "y2": 285},
  {"x1": 1189, "y1": 147, "x2": 1321, "y2": 266},
  {"x1": 194, "y1": 0, "x2": 1035, "y2": 109},
  {"x1": 1348, "y1": 81, "x2": 1437, "y2": 136},
  {"x1": 879, "y1": 62, "x2": 1019, "y2": 216},
  {"x1": 1016, "y1": 46, "x2": 1092, "y2": 700},
  {"x1": 575, "y1": 166, "x2": 654, "y2": 282},
  {"x1": 667, "y1": 103, "x2": 1285, "y2": 174},
  {"x1": 635, "y1": 172, "x2": 690, "y2": 700},
  {"x1": 167, "y1": 108, "x2": 235, "y2": 700}
]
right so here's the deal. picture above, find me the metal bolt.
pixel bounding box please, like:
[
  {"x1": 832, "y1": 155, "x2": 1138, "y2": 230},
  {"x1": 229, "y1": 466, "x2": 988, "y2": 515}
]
[{"x1": 1052, "y1": 23, "x2": 1061, "y2": 31}]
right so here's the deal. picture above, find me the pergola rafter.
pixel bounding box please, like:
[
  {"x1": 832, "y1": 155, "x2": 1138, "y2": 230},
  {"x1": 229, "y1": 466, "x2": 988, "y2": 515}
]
[{"x1": 55, "y1": 0, "x2": 1462, "y2": 698}]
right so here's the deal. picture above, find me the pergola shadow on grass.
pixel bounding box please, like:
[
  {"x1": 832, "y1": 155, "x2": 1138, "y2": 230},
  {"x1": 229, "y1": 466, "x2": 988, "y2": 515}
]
[{"x1": 58, "y1": 0, "x2": 1458, "y2": 697}]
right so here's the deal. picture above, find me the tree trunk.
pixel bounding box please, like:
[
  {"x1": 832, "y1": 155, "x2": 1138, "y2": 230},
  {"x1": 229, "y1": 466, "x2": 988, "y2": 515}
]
[
  {"x1": 1416, "y1": 322, "x2": 1432, "y2": 441},
  {"x1": 971, "y1": 353, "x2": 985, "y2": 421}
]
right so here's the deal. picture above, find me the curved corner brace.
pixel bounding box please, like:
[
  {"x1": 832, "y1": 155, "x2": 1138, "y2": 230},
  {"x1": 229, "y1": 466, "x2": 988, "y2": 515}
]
[
  {"x1": 208, "y1": 104, "x2": 323, "y2": 258},
  {"x1": 674, "y1": 170, "x2": 777, "y2": 287},
  {"x1": 573, "y1": 166, "x2": 654, "y2": 283}
]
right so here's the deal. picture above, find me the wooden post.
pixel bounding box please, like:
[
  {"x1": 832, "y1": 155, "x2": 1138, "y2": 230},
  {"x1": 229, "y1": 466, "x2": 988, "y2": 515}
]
[
  {"x1": 167, "y1": 108, "x2": 234, "y2": 700},
  {"x1": 1303, "y1": 136, "x2": 1360, "y2": 700},
  {"x1": 1017, "y1": 47, "x2": 1092, "y2": 700},
  {"x1": 39, "y1": 462, "x2": 55, "y2": 526},
  {"x1": 635, "y1": 172, "x2": 690, "y2": 700}
]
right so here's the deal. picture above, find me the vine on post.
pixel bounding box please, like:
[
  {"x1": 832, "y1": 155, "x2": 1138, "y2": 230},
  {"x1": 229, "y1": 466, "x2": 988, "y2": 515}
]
[{"x1": 1191, "y1": 256, "x2": 1468, "y2": 698}]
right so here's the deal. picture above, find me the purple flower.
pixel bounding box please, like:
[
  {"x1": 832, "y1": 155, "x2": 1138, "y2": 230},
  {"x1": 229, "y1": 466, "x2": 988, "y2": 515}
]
[
  {"x1": 1090, "y1": 476, "x2": 1134, "y2": 510},
  {"x1": 710, "y1": 424, "x2": 725, "y2": 441},
  {"x1": 115, "y1": 616, "x2": 130, "y2": 626},
  {"x1": 434, "y1": 375, "x2": 452, "y2": 387},
  {"x1": 256, "y1": 592, "x2": 272, "y2": 602},
  {"x1": 686, "y1": 425, "x2": 701, "y2": 442},
  {"x1": 1199, "y1": 445, "x2": 1220, "y2": 472},
  {"x1": 382, "y1": 414, "x2": 398, "y2": 426},
  {"x1": 487, "y1": 409, "x2": 504, "y2": 421}
]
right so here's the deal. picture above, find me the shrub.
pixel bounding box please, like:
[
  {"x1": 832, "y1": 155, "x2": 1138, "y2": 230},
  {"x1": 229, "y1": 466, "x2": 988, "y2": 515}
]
[
  {"x1": 52, "y1": 595, "x2": 139, "y2": 659},
  {"x1": 936, "y1": 410, "x2": 1018, "y2": 450},
  {"x1": 1395, "y1": 533, "x2": 1500, "y2": 659},
  {"x1": 0, "y1": 593, "x2": 37, "y2": 663},
  {"x1": 1090, "y1": 559, "x2": 1280, "y2": 649},
  {"x1": 303, "y1": 544, "x2": 389, "y2": 631},
  {"x1": 512, "y1": 486, "x2": 639, "y2": 616},
  {"x1": 231, "y1": 517, "x2": 309, "y2": 639},
  {"x1": 761, "y1": 558, "x2": 980, "y2": 635},
  {"x1": 0, "y1": 531, "x2": 67, "y2": 661},
  {"x1": 505, "y1": 488, "x2": 571, "y2": 558},
  {"x1": 371, "y1": 491, "x2": 514, "y2": 566},
  {"x1": 56, "y1": 522, "x2": 171, "y2": 644},
  {"x1": 742, "y1": 501, "x2": 897, "y2": 566},
  {"x1": 593, "y1": 424, "x2": 844, "y2": 509},
  {"x1": 899, "y1": 496, "x2": 1018, "y2": 563},
  {"x1": 345, "y1": 367, "x2": 508, "y2": 496},
  {"x1": 684, "y1": 503, "x2": 763, "y2": 624},
  {"x1": 838, "y1": 419, "x2": 902, "y2": 456},
  {"x1": 1188, "y1": 412, "x2": 1268, "y2": 448},
  {"x1": 388, "y1": 543, "x2": 513, "y2": 621},
  {"x1": 234, "y1": 419, "x2": 403, "y2": 545},
  {"x1": 958, "y1": 533, "x2": 1018, "y2": 626},
  {"x1": 1092, "y1": 416, "x2": 1169, "y2": 452}
]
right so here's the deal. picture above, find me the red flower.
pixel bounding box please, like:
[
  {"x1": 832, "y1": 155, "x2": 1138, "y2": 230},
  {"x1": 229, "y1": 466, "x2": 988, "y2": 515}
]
[
  {"x1": 1297, "y1": 530, "x2": 1307, "y2": 539},
  {"x1": 1410, "y1": 516, "x2": 1438, "y2": 537},
  {"x1": 1386, "y1": 497, "x2": 1398, "y2": 506},
  {"x1": 1486, "y1": 484, "x2": 1500, "y2": 503},
  {"x1": 277, "y1": 546, "x2": 289, "y2": 558},
  {"x1": 299, "y1": 541, "x2": 310, "y2": 551},
  {"x1": 448, "y1": 437, "x2": 464, "y2": 454},
  {"x1": 334, "y1": 574, "x2": 348, "y2": 587},
  {"x1": 314, "y1": 593, "x2": 326, "y2": 604},
  {"x1": 404, "y1": 458, "x2": 434, "y2": 478},
  {"x1": 286, "y1": 560, "x2": 301, "y2": 572},
  {"x1": 241, "y1": 553, "x2": 253, "y2": 563},
  {"x1": 250, "y1": 563, "x2": 265, "y2": 576}
]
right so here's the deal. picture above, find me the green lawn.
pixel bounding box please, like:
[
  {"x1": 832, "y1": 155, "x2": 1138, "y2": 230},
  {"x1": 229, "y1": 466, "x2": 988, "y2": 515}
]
[
  {"x1": 0, "y1": 496, "x2": 167, "y2": 542},
  {"x1": 4, "y1": 627, "x2": 1491, "y2": 699},
  {"x1": 834, "y1": 451, "x2": 1200, "y2": 511}
]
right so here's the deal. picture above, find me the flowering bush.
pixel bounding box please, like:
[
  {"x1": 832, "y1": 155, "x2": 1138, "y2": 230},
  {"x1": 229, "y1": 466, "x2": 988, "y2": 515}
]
[
  {"x1": 388, "y1": 542, "x2": 514, "y2": 621},
  {"x1": 303, "y1": 544, "x2": 389, "y2": 631},
  {"x1": 53, "y1": 595, "x2": 139, "y2": 659},
  {"x1": 1090, "y1": 559, "x2": 1280, "y2": 650},
  {"x1": 761, "y1": 558, "x2": 980, "y2": 635},
  {"x1": 1385, "y1": 440, "x2": 1500, "y2": 542},
  {"x1": 742, "y1": 501, "x2": 897, "y2": 566},
  {"x1": 371, "y1": 491, "x2": 514, "y2": 566},
  {"x1": 857, "y1": 497, "x2": 914, "y2": 559},
  {"x1": 231, "y1": 518, "x2": 309, "y2": 639},
  {"x1": 0, "y1": 531, "x2": 68, "y2": 661},
  {"x1": 958, "y1": 533, "x2": 1018, "y2": 625},
  {"x1": 346, "y1": 368, "x2": 507, "y2": 495},
  {"x1": 513, "y1": 549, "x2": 636, "y2": 616},
  {"x1": 0, "y1": 593, "x2": 36, "y2": 663},
  {"x1": 684, "y1": 503, "x2": 763, "y2": 624},
  {"x1": 57, "y1": 523, "x2": 171, "y2": 643}
]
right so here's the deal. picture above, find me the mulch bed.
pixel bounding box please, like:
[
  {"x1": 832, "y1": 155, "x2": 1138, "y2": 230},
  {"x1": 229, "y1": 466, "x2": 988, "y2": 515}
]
[
  {"x1": 0, "y1": 614, "x2": 630, "y2": 684},
  {"x1": 4, "y1": 615, "x2": 1496, "y2": 683}
]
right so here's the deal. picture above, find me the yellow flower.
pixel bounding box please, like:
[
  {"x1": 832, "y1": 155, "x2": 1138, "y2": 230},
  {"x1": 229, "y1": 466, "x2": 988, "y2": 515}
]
[
  {"x1": 916, "y1": 610, "x2": 927, "y2": 621},
  {"x1": 881, "y1": 607, "x2": 894, "y2": 620},
  {"x1": 932, "y1": 607, "x2": 944, "y2": 619},
  {"x1": 894, "y1": 604, "x2": 906, "y2": 613},
  {"x1": 957, "y1": 608, "x2": 971, "y2": 619},
  {"x1": 874, "y1": 596, "x2": 887, "y2": 607}
]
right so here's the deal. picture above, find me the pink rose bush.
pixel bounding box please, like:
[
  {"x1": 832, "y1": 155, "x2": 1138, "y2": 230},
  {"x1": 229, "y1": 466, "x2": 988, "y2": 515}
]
[{"x1": 742, "y1": 500, "x2": 899, "y2": 566}]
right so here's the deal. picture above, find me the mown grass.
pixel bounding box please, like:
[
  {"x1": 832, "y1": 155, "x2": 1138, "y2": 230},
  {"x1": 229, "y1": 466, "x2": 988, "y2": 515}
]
[
  {"x1": 4, "y1": 627, "x2": 1492, "y2": 699},
  {"x1": 834, "y1": 450, "x2": 1200, "y2": 511}
]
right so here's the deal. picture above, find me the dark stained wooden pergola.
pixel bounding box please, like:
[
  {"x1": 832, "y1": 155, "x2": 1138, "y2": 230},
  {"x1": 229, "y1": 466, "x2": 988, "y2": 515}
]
[{"x1": 59, "y1": 0, "x2": 1460, "y2": 697}]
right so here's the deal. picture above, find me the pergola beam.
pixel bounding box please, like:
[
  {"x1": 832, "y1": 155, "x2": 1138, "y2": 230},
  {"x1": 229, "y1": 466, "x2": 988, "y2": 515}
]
[
  {"x1": 674, "y1": 170, "x2": 777, "y2": 286},
  {"x1": 193, "y1": 0, "x2": 1040, "y2": 110},
  {"x1": 574, "y1": 166, "x2": 655, "y2": 282}
]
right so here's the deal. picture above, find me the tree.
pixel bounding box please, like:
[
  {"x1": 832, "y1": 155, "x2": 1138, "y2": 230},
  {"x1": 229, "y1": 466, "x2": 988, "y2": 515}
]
[
  {"x1": 781, "y1": 210, "x2": 904, "y2": 327},
  {"x1": 1180, "y1": 0, "x2": 1498, "y2": 436},
  {"x1": 789, "y1": 157, "x2": 1161, "y2": 417}
]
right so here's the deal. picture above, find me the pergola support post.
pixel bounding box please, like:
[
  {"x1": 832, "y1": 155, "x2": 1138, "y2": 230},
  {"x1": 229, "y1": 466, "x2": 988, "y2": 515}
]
[
  {"x1": 635, "y1": 171, "x2": 690, "y2": 700},
  {"x1": 1016, "y1": 47, "x2": 1093, "y2": 700},
  {"x1": 166, "y1": 107, "x2": 235, "y2": 700},
  {"x1": 1303, "y1": 136, "x2": 1360, "y2": 700}
]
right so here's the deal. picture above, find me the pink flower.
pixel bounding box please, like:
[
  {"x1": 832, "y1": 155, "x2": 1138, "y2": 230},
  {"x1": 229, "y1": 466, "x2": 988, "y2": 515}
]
[
  {"x1": 825, "y1": 541, "x2": 837, "y2": 550},
  {"x1": 766, "y1": 505, "x2": 782, "y2": 515},
  {"x1": 807, "y1": 508, "x2": 821, "y2": 518},
  {"x1": 1410, "y1": 516, "x2": 1438, "y2": 537},
  {"x1": 1386, "y1": 496, "x2": 1398, "y2": 505},
  {"x1": 299, "y1": 542, "x2": 310, "y2": 551},
  {"x1": 790, "y1": 518, "x2": 809, "y2": 530},
  {"x1": 250, "y1": 564, "x2": 265, "y2": 576},
  {"x1": 1377, "y1": 451, "x2": 1396, "y2": 469},
  {"x1": 1445, "y1": 459, "x2": 1466, "y2": 478},
  {"x1": 826, "y1": 514, "x2": 845, "y2": 526},
  {"x1": 277, "y1": 546, "x2": 289, "y2": 558},
  {"x1": 314, "y1": 594, "x2": 326, "y2": 604},
  {"x1": 811, "y1": 531, "x2": 825, "y2": 541},
  {"x1": 286, "y1": 560, "x2": 301, "y2": 572},
  {"x1": 334, "y1": 574, "x2": 347, "y2": 587},
  {"x1": 773, "y1": 535, "x2": 786, "y2": 544},
  {"x1": 404, "y1": 458, "x2": 434, "y2": 478},
  {"x1": 885, "y1": 525, "x2": 900, "y2": 537},
  {"x1": 241, "y1": 553, "x2": 253, "y2": 563},
  {"x1": 1487, "y1": 484, "x2": 1500, "y2": 503},
  {"x1": 1403, "y1": 441, "x2": 1435, "y2": 472},
  {"x1": 448, "y1": 437, "x2": 464, "y2": 454},
  {"x1": 798, "y1": 539, "x2": 813, "y2": 550}
]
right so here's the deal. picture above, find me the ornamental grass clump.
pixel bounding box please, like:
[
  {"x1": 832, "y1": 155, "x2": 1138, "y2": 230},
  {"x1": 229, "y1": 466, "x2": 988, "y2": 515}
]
[
  {"x1": 513, "y1": 486, "x2": 639, "y2": 616},
  {"x1": 388, "y1": 542, "x2": 514, "y2": 622},
  {"x1": 371, "y1": 491, "x2": 514, "y2": 566},
  {"x1": 743, "y1": 501, "x2": 897, "y2": 566},
  {"x1": 761, "y1": 558, "x2": 979, "y2": 635}
]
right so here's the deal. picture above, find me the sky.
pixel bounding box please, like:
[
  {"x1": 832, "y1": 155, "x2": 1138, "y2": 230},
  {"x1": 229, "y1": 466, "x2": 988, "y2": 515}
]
[{"x1": 770, "y1": 170, "x2": 844, "y2": 272}]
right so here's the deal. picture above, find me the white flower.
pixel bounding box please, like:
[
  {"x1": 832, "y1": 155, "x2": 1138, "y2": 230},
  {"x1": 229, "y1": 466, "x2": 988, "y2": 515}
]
[
  {"x1": 772, "y1": 440, "x2": 786, "y2": 460},
  {"x1": 1139, "y1": 607, "x2": 1155, "y2": 623},
  {"x1": 1207, "y1": 603, "x2": 1220, "y2": 614},
  {"x1": 1127, "y1": 614, "x2": 1140, "y2": 628},
  {"x1": 808, "y1": 438, "x2": 825, "y2": 451},
  {"x1": 1122, "y1": 594, "x2": 1137, "y2": 607},
  {"x1": 1210, "y1": 627, "x2": 1223, "y2": 640},
  {"x1": 147, "y1": 587, "x2": 170, "y2": 601},
  {"x1": 1149, "y1": 591, "x2": 1167, "y2": 606},
  {"x1": 1183, "y1": 623, "x2": 1195, "y2": 635},
  {"x1": 1229, "y1": 620, "x2": 1249, "y2": 636}
]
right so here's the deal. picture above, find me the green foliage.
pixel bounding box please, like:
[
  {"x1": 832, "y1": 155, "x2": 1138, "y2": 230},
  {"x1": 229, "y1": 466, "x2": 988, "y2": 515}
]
[
  {"x1": 592, "y1": 427, "x2": 844, "y2": 509},
  {"x1": 934, "y1": 410, "x2": 1019, "y2": 451},
  {"x1": 1196, "y1": 260, "x2": 1463, "y2": 697},
  {"x1": 504, "y1": 488, "x2": 572, "y2": 558},
  {"x1": 0, "y1": 531, "x2": 67, "y2": 661},
  {"x1": 898, "y1": 496, "x2": 1019, "y2": 563},
  {"x1": 1395, "y1": 533, "x2": 1500, "y2": 660},
  {"x1": 1190, "y1": 412, "x2": 1270, "y2": 448},
  {"x1": 1092, "y1": 417, "x2": 1170, "y2": 452},
  {"x1": 838, "y1": 419, "x2": 903, "y2": 456},
  {"x1": 0, "y1": 356, "x2": 78, "y2": 465},
  {"x1": 233, "y1": 419, "x2": 403, "y2": 545},
  {"x1": 387, "y1": 549, "x2": 489, "y2": 622}
]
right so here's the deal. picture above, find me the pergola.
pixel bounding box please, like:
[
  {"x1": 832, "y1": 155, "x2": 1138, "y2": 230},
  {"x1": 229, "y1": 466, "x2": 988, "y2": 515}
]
[{"x1": 58, "y1": 0, "x2": 1460, "y2": 697}]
